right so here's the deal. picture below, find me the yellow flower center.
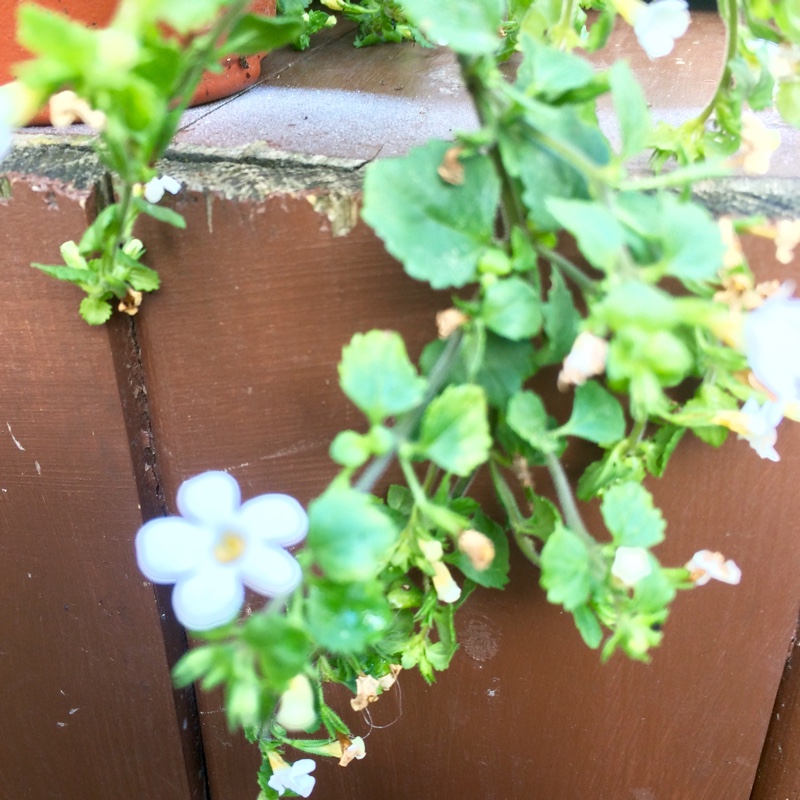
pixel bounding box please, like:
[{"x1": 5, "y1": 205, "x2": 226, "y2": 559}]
[{"x1": 214, "y1": 531, "x2": 246, "y2": 563}]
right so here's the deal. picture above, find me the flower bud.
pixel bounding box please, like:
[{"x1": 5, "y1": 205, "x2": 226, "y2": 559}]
[
  {"x1": 276, "y1": 674, "x2": 317, "y2": 731},
  {"x1": 457, "y1": 529, "x2": 495, "y2": 571},
  {"x1": 432, "y1": 561, "x2": 461, "y2": 603}
]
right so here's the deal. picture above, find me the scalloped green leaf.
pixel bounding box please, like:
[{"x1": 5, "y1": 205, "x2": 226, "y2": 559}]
[
  {"x1": 418, "y1": 384, "x2": 491, "y2": 476},
  {"x1": 400, "y1": 0, "x2": 504, "y2": 54},
  {"x1": 339, "y1": 330, "x2": 427, "y2": 424},
  {"x1": 362, "y1": 141, "x2": 500, "y2": 289},
  {"x1": 601, "y1": 482, "x2": 665, "y2": 548}
]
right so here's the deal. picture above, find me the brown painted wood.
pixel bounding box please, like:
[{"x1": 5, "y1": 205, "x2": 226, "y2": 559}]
[
  {"x1": 129, "y1": 171, "x2": 800, "y2": 799},
  {"x1": 0, "y1": 174, "x2": 200, "y2": 800},
  {"x1": 9, "y1": 9, "x2": 800, "y2": 799}
]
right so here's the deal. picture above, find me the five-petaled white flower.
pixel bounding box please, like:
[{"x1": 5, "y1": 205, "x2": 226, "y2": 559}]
[
  {"x1": 633, "y1": 0, "x2": 690, "y2": 59},
  {"x1": 268, "y1": 758, "x2": 317, "y2": 798},
  {"x1": 135, "y1": 471, "x2": 307, "y2": 630},
  {"x1": 611, "y1": 546, "x2": 652, "y2": 587},
  {"x1": 144, "y1": 174, "x2": 182, "y2": 204},
  {"x1": 713, "y1": 398, "x2": 783, "y2": 462},
  {"x1": 744, "y1": 283, "x2": 800, "y2": 406},
  {"x1": 686, "y1": 550, "x2": 742, "y2": 586}
]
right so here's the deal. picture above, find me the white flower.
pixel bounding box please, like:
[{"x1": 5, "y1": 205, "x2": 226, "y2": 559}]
[
  {"x1": 457, "y1": 529, "x2": 495, "y2": 571},
  {"x1": 611, "y1": 546, "x2": 652, "y2": 587},
  {"x1": 431, "y1": 561, "x2": 461, "y2": 603},
  {"x1": 275, "y1": 674, "x2": 317, "y2": 731},
  {"x1": 633, "y1": 0, "x2": 690, "y2": 59},
  {"x1": 712, "y1": 398, "x2": 783, "y2": 462},
  {"x1": 49, "y1": 90, "x2": 107, "y2": 130},
  {"x1": 775, "y1": 220, "x2": 800, "y2": 265},
  {"x1": 744, "y1": 283, "x2": 800, "y2": 405},
  {"x1": 144, "y1": 174, "x2": 182, "y2": 204},
  {"x1": 558, "y1": 332, "x2": 609, "y2": 391},
  {"x1": 0, "y1": 81, "x2": 47, "y2": 162},
  {"x1": 268, "y1": 758, "x2": 316, "y2": 798},
  {"x1": 733, "y1": 113, "x2": 781, "y2": 175},
  {"x1": 135, "y1": 471, "x2": 307, "y2": 630},
  {"x1": 339, "y1": 736, "x2": 367, "y2": 766},
  {"x1": 686, "y1": 550, "x2": 742, "y2": 586}
]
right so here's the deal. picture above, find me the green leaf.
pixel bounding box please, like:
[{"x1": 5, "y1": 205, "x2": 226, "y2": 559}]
[
  {"x1": 32, "y1": 263, "x2": 92, "y2": 286},
  {"x1": 481, "y1": 277, "x2": 543, "y2": 341},
  {"x1": 241, "y1": 614, "x2": 312, "y2": 689},
  {"x1": 133, "y1": 197, "x2": 187, "y2": 229},
  {"x1": 79, "y1": 296, "x2": 113, "y2": 325},
  {"x1": 658, "y1": 196, "x2": 724, "y2": 283},
  {"x1": 307, "y1": 486, "x2": 398, "y2": 582},
  {"x1": 447, "y1": 511, "x2": 510, "y2": 589},
  {"x1": 506, "y1": 390, "x2": 559, "y2": 453},
  {"x1": 560, "y1": 381, "x2": 626, "y2": 444},
  {"x1": 222, "y1": 14, "x2": 303, "y2": 56},
  {"x1": 601, "y1": 482, "x2": 665, "y2": 548},
  {"x1": 609, "y1": 60, "x2": 650, "y2": 157},
  {"x1": 540, "y1": 524, "x2": 593, "y2": 610},
  {"x1": 329, "y1": 430, "x2": 370, "y2": 468},
  {"x1": 644, "y1": 424, "x2": 685, "y2": 477},
  {"x1": 127, "y1": 265, "x2": 161, "y2": 292},
  {"x1": 307, "y1": 580, "x2": 392, "y2": 653},
  {"x1": 157, "y1": 0, "x2": 232, "y2": 34},
  {"x1": 420, "y1": 333, "x2": 536, "y2": 410},
  {"x1": 546, "y1": 198, "x2": 625, "y2": 272},
  {"x1": 572, "y1": 604, "x2": 602, "y2": 648},
  {"x1": 172, "y1": 645, "x2": 216, "y2": 687},
  {"x1": 418, "y1": 385, "x2": 491, "y2": 476},
  {"x1": 400, "y1": 0, "x2": 504, "y2": 54},
  {"x1": 516, "y1": 35, "x2": 595, "y2": 100},
  {"x1": 339, "y1": 330, "x2": 427, "y2": 424},
  {"x1": 362, "y1": 141, "x2": 500, "y2": 289},
  {"x1": 777, "y1": 79, "x2": 800, "y2": 127},
  {"x1": 576, "y1": 448, "x2": 645, "y2": 501},
  {"x1": 17, "y1": 5, "x2": 95, "y2": 66},
  {"x1": 535, "y1": 268, "x2": 579, "y2": 367}
]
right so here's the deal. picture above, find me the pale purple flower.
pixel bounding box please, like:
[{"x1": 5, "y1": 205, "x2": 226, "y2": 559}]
[
  {"x1": 744, "y1": 283, "x2": 800, "y2": 405},
  {"x1": 135, "y1": 471, "x2": 307, "y2": 630},
  {"x1": 633, "y1": 0, "x2": 690, "y2": 59},
  {"x1": 268, "y1": 758, "x2": 317, "y2": 798},
  {"x1": 144, "y1": 174, "x2": 181, "y2": 203},
  {"x1": 611, "y1": 546, "x2": 652, "y2": 587}
]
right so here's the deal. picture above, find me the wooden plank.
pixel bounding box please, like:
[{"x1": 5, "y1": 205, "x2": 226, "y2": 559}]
[
  {"x1": 127, "y1": 161, "x2": 800, "y2": 800},
  {"x1": 0, "y1": 170, "x2": 200, "y2": 800}
]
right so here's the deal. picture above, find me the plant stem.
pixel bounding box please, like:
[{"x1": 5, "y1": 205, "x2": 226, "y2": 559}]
[
  {"x1": 544, "y1": 451, "x2": 593, "y2": 544},
  {"x1": 490, "y1": 460, "x2": 541, "y2": 567},
  {"x1": 536, "y1": 245, "x2": 598, "y2": 294},
  {"x1": 693, "y1": 0, "x2": 739, "y2": 127},
  {"x1": 354, "y1": 331, "x2": 462, "y2": 494}
]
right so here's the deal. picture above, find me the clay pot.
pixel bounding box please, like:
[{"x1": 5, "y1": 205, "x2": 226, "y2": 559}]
[{"x1": 0, "y1": 0, "x2": 277, "y2": 124}]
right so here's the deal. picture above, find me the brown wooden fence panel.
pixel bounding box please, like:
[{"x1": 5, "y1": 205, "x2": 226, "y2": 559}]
[
  {"x1": 0, "y1": 168, "x2": 201, "y2": 800},
  {"x1": 7, "y1": 11, "x2": 800, "y2": 800}
]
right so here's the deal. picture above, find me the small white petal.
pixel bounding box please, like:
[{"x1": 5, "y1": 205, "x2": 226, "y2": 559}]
[
  {"x1": 268, "y1": 760, "x2": 316, "y2": 798},
  {"x1": 177, "y1": 471, "x2": 241, "y2": 526},
  {"x1": 136, "y1": 517, "x2": 211, "y2": 583},
  {"x1": 611, "y1": 546, "x2": 652, "y2": 587},
  {"x1": 239, "y1": 494, "x2": 308, "y2": 547},
  {"x1": 634, "y1": 0, "x2": 690, "y2": 59},
  {"x1": 239, "y1": 544, "x2": 303, "y2": 597},
  {"x1": 143, "y1": 178, "x2": 165, "y2": 204},
  {"x1": 172, "y1": 565, "x2": 244, "y2": 630},
  {"x1": 160, "y1": 175, "x2": 181, "y2": 195},
  {"x1": 745, "y1": 283, "x2": 800, "y2": 403}
]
